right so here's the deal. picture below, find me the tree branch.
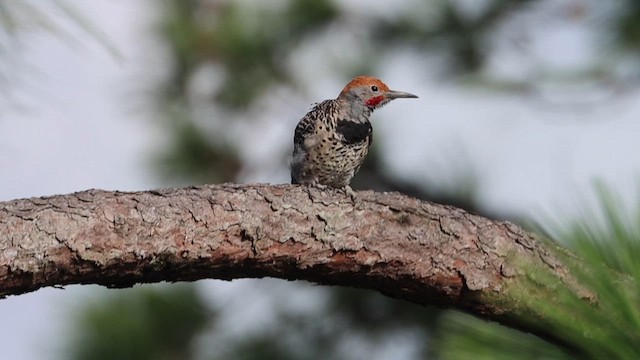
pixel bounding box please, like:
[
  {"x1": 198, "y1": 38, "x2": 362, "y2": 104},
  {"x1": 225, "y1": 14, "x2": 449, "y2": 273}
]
[{"x1": 0, "y1": 184, "x2": 577, "y2": 344}]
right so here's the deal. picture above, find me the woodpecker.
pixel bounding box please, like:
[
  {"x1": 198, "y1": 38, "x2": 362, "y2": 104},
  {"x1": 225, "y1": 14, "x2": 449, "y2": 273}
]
[{"x1": 291, "y1": 76, "x2": 418, "y2": 194}]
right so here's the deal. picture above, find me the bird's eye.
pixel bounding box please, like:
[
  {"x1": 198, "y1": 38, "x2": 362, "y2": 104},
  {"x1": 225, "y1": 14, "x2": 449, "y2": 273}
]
[{"x1": 371, "y1": 85, "x2": 378, "y2": 92}]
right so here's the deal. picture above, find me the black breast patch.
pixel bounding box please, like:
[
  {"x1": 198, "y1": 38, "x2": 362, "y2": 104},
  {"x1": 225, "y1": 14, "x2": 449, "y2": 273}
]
[{"x1": 336, "y1": 120, "x2": 372, "y2": 145}]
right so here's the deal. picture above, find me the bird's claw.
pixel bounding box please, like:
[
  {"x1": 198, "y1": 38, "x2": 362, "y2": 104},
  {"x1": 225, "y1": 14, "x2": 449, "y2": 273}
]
[
  {"x1": 313, "y1": 183, "x2": 328, "y2": 190},
  {"x1": 343, "y1": 185, "x2": 357, "y2": 202}
]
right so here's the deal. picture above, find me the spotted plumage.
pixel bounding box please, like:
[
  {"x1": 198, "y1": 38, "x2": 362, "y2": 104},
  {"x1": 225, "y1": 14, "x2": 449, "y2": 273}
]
[{"x1": 291, "y1": 76, "x2": 417, "y2": 190}]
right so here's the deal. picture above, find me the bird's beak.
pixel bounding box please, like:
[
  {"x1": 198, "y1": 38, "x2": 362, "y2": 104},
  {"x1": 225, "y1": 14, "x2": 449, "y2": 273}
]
[{"x1": 385, "y1": 90, "x2": 418, "y2": 99}]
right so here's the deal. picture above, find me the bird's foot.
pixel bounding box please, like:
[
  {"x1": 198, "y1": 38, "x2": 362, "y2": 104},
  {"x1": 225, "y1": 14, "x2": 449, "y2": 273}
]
[
  {"x1": 312, "y1": 183, "x2": 328, "y2": 190},
  {"x1": 343, "y1": 185, "x2": 357, "y2": 202},
  {"x1": 304, "y1": 182, "x2": 328, "y2": 202}
]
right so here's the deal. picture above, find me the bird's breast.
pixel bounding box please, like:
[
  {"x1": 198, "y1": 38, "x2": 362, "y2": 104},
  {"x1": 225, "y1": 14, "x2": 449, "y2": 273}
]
[{"x1": 335, "y1": 119, "x2": 372, "y2": 145}]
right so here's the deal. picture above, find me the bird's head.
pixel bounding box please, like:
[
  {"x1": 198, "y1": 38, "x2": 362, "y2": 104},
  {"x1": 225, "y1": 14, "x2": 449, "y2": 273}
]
[{"x1": 338, "y1": 75, "x2": 418, "y2": 110}]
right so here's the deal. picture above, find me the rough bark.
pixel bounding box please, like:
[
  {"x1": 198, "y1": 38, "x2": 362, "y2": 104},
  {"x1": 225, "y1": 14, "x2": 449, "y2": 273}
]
[{"x1": 0, "y1": 183, "x2": 575, "y2": 343}]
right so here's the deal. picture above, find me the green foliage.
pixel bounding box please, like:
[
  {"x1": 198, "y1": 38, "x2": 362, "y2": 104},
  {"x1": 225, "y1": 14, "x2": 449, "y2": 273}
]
[
  {"x1": 286, "y1": 0, "x2": 337, "y2": 37},
  {"x1": 541, "y1": 184, "x2": 640, "y2": 358},
  {"x1": 67, "y1": 285, "x2": 210, "y2": 360},
  {"x1": 435, "y1": 311, "x2": 572, "y2": 360},
  {"x1": 64, "y1": 282, "x2": 438, "y2": 360},
  {"x1": 376, "y1": 0, "x2": 536, "y2": 73},
  {"x1": 155, "y1": 106, "x2": 242, "y2": 185},
  {"x1": 210, "y1": 286, "x2": 437, "y2": 360},
  {"x1": 159, "y1": 0, "x2": 337, "y2": 109},
  {"x1": 614, "y1": 1, "x2": 640, "y2": 53},
  {"x1": 435, "y1": 184, "x2": 640, "y2": 359}
]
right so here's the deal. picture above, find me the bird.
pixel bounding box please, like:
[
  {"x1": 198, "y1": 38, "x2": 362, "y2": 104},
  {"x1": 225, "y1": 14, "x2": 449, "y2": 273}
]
[{"x1": 291, "y1": 75, "x2": 418, "y2": 196}]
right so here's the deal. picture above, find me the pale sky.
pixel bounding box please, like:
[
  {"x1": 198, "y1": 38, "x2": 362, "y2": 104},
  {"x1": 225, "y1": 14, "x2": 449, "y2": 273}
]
[{"x1": 1, "y1": 1, "x2": 639, "y2": 359}]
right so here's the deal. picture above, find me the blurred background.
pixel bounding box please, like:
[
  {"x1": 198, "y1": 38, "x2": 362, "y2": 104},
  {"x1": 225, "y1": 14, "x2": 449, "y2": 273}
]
[{"x1": 1, "y1": 0, "x2": 639, "y2": 359}]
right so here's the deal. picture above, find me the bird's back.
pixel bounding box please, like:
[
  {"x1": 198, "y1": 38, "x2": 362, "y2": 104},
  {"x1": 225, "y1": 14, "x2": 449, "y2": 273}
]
[{"x1": 291, "y1": 99, "x2": 372, "y2": 187}]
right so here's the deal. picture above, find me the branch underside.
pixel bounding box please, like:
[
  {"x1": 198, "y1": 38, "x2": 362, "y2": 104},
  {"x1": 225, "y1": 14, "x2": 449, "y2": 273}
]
[{"x1": 0, "y1": 184, "x2": 569, "y2": 336}]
